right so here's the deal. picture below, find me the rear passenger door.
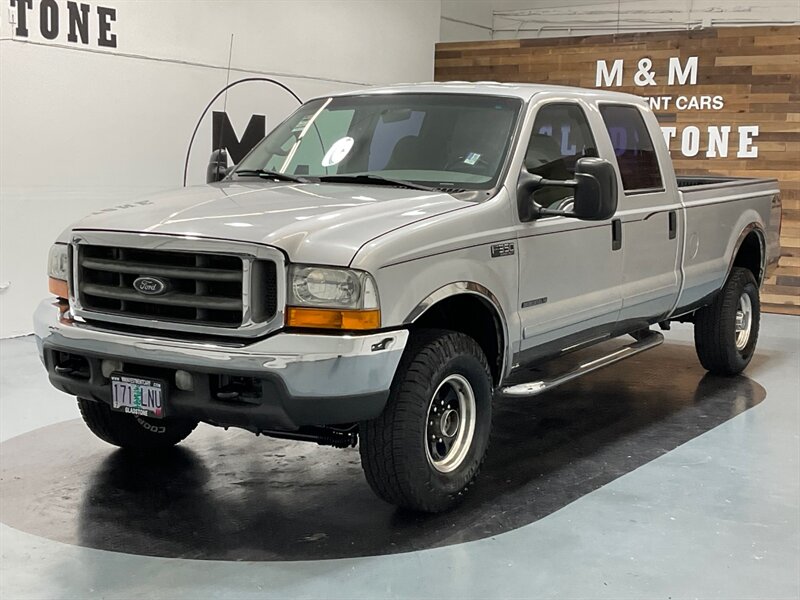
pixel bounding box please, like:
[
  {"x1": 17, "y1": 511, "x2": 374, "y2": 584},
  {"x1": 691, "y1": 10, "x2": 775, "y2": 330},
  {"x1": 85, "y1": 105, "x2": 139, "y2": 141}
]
[{"x1": 598, "y1": 104, "x2": 682, "y2": 327}]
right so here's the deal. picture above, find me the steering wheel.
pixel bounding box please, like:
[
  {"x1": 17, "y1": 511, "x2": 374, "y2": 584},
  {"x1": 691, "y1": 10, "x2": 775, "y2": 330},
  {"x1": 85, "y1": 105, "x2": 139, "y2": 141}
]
[{"x1": 550, "y1": 196, "x2": 575, "y2": 212}]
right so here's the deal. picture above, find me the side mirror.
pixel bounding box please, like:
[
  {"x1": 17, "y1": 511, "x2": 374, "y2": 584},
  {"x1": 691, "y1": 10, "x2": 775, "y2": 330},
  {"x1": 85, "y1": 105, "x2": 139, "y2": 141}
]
[
  {"x1": 569, "y1": 157, "x2": 618, "y2": 220},
  {"x1": 517, "y1": 157, "x2": 618, "y2": 221},
  {"x1": 206, "y1": 149, "x2": 229, "y2": 183}
]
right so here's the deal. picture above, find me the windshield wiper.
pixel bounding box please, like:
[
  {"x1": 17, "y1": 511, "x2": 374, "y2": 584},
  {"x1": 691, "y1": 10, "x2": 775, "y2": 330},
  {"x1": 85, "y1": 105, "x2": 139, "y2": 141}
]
[
  {"x1": 316, "y1": 174, "x2": 434, "y2": 192},
  {"x1": 234, "y1": 169, "x2": 309, "y2": 183}
]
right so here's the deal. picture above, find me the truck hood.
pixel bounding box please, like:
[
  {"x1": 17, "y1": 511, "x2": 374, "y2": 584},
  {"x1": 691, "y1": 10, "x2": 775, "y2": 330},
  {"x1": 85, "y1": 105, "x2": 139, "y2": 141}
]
[{"x1": 73, "y1": 181, "x2": 470, "y2": 265}]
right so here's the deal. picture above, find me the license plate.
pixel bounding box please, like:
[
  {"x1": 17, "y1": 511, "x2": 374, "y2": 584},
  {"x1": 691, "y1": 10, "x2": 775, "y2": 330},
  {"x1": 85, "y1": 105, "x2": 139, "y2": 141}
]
[{"x1": 111, "y1": 374, "x2": 166, "y2": 418}]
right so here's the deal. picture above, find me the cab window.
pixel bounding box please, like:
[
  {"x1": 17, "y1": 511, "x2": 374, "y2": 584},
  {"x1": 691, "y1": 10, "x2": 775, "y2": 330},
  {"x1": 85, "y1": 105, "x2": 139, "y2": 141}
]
[
  {"x1": 599, "y1": 105, "x2": 663, "y2": 193},
  {"x1": 524, "y1": 103, "x2": 597, "y2": 209}
]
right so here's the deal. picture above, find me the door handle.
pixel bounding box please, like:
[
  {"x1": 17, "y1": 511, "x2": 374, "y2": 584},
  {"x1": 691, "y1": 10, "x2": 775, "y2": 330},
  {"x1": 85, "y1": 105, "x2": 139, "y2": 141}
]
[
  {"x1": 611, "y1": 218, "x2": 622, "y2": 251},
  {"x1": 668, "y1": 211, "x2": 677, "y2": 240}
]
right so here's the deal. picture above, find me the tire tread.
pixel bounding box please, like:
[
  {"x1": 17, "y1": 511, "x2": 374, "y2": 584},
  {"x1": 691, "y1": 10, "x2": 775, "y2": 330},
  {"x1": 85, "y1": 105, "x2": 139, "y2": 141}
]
[
  {"x1": 78, "y1": 398, "x2": 197, "y2": 450},
  {"x1": 694, "y1": 267, "x2": 760, "y2": 376},
  {"x1": 360, "y1": 329, "x2": 492, "y2": 512}
]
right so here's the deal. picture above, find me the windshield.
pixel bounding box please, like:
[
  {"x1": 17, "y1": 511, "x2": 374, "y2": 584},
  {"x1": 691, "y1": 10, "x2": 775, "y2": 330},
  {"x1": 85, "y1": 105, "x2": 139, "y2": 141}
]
[{"x1": 234, "y1": 93, "x2": 522, "y2": 190}]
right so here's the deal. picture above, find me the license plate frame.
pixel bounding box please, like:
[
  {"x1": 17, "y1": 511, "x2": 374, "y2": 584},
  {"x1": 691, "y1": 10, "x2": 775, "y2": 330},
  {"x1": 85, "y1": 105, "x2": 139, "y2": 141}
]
[{"x1": 110, "y1": 373, "x2": 167, "y2": 419}]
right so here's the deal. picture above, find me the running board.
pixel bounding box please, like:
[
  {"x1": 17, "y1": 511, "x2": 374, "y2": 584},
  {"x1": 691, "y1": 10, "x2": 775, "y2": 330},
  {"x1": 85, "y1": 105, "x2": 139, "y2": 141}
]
[{"x1": 501, "y1": 331, "x2": 664, "y2": 398}]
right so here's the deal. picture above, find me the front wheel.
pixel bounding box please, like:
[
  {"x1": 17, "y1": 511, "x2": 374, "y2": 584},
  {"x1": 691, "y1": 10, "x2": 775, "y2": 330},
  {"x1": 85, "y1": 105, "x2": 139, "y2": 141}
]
[
  {"x1": 694, "y1": 267, "x2": 760, "y2": 376},
  {"x1": 78, "y1": 398, "x2": 198, "y2": 450},
  {"x1": 359, "y1": 330, "x2": 493, "y2": 513}
]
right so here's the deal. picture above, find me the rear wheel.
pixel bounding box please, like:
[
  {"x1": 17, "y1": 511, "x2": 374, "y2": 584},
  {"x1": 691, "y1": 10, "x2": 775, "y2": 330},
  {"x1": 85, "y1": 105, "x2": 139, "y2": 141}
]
[
  {"x1": 359, "y1": 330, "x2": 493, "y2": 513},
  {"x1": 78, "y1": 398, "x2": 198, "y2": 450},
  {"x1": 694, "y1": 267, "x2": 760, "y2": 376}
]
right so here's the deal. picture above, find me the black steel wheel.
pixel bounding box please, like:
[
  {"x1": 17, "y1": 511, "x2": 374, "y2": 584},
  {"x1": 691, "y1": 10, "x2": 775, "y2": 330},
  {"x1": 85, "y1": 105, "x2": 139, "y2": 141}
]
[
  {"x1": 359, "y1": 329, "x2": 493, "y2": 513},
  {"x1": 694, "y1": 267, "x2": 760, "y2": 376}
]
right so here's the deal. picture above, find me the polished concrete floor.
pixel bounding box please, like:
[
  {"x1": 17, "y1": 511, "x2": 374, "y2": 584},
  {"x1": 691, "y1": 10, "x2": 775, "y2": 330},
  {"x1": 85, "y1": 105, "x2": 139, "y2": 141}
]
[{"x1": 1, "y1": 315, "x2": 798, "y2": 599}]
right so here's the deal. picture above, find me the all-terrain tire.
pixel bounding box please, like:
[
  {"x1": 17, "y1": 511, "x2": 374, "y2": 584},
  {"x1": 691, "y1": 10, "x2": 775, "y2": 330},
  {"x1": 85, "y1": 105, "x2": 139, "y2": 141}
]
[
  {"x1": 694, "y1": 267, "x2": 760, "y2": 376},
  {"x1": 78, "y1": 398, "x2": 198, "y2": 450},
  {"x1": 359, "y1": 329, "x2": 493, "y2": 513}
]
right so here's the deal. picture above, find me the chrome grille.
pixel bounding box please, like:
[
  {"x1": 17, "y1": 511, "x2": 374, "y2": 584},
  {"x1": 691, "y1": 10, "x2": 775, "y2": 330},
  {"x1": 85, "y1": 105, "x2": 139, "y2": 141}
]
[
  {"x1": 79, "y1": 246, "x2": 245, "y2": 326},
  {"x1": 71, "y1": 233, "x2": 283, "y2": 337}
]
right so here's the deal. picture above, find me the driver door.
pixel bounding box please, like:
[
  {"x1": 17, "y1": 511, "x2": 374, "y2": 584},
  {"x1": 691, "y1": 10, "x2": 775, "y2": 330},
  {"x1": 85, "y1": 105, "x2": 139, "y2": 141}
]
[{"x1": 516, "y1": 100, "x2": 623, "y2": 360}]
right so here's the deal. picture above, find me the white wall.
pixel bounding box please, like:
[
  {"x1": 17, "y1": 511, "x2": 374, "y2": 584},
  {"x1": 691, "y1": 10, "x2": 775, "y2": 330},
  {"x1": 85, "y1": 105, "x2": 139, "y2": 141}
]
[
  {"x1": 440, "y1": 0, "x2": 492, "y2": 41},
  {"x1": 492, "y1": 0, "x2": 800, "y2": 38},
  {"x1": 439, "y1": 0, "x2": 800, "y2": 41},
  {"x1": 0, "y1": 0, "x2": 441, "y2": 337}
]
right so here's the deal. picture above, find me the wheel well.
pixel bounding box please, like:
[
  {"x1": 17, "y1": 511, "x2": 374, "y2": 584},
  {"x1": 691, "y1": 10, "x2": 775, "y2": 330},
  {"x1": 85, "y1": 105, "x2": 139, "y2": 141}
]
[
  {"x1": 411, "y1": 294, "x2": 504, "y2": 385},
  {"x1": 733, "y1": 230, "x2": 763, "y2": 284}
]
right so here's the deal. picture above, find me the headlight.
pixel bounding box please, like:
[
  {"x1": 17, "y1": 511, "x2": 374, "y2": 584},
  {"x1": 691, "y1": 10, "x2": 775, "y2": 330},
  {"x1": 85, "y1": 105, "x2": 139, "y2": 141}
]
[
  {"x1": 289, "y1": 266, "x2": 378, "y2": 309},
  {"x1": 286, "y1": 265, "x2": 380, "y2": 330},
  {"x1": 47, "y1": 243, "x2": 70, "y2": 298}
]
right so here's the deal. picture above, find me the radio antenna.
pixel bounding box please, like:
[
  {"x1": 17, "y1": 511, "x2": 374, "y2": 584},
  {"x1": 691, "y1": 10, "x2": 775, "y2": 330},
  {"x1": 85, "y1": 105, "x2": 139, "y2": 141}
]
[{"x1": 215, "y1": 34, "x2": 235, "y2": 175}]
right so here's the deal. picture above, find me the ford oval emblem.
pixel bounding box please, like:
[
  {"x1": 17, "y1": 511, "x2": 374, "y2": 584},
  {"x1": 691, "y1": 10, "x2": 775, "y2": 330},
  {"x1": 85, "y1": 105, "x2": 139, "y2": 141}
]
[{"x1": 133, "y1": 276, "x2": 169, "y2": 296}]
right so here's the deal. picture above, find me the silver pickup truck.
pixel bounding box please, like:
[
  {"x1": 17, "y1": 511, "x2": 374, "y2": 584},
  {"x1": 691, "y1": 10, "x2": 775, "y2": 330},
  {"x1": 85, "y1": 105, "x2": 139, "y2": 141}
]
[{"x1": 35, "y1": 83, "x2": 781, "y2": 512}]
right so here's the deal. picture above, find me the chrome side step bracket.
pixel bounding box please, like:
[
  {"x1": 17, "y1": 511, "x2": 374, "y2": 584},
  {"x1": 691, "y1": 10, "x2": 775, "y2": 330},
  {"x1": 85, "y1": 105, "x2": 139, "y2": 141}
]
[{"x1": 501, "y1": 331, "x2": 664, "y2": 398}]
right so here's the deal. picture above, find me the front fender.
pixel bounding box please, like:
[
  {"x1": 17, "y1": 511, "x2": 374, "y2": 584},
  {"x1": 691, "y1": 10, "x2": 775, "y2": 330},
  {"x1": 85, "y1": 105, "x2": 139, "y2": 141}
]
[{"x1": 402, "y1": 280, "x2": 512, "y2": 379}]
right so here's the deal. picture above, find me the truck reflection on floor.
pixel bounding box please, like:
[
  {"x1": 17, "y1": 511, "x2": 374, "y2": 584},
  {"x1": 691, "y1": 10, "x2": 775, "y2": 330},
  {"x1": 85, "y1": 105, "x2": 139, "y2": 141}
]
[{"x1": 0, "y1": 343, "x2": 766, "y2": 561}]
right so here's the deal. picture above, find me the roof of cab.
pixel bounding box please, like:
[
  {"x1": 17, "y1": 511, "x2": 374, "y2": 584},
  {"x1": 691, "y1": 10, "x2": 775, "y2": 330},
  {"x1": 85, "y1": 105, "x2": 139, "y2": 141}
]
[{"x1": 335, "y1": 81, "x2": 646, "y2": 105}]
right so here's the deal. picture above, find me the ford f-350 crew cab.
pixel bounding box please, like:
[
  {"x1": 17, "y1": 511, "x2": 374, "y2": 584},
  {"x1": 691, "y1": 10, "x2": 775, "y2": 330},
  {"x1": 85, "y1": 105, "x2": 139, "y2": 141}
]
[{"x1": 35, "y1": 83, "x2": 781, "y2": 512}]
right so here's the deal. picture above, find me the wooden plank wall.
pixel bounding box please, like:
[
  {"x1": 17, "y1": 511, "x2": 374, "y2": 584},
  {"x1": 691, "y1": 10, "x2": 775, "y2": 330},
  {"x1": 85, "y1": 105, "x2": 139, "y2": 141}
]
[{"x1": 435, "y1": 26, "x2": 800, "y2": 315}]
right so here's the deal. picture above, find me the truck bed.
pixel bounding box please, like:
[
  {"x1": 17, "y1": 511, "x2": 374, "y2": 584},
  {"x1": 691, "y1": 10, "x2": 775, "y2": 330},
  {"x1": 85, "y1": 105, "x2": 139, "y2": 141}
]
[
  {"x1": 677, "y1": 175, "x2": 777, "y2": 190},
  {"x1": 673, "y1": 174, "x2": 781, "y2": 315},
  {"x1": 677, "y1": 175, "x2": 780, "y2": 212}
]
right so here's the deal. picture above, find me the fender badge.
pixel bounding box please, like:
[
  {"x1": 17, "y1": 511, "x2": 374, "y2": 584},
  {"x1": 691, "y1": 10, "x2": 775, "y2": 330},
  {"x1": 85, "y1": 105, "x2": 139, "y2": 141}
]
[{"x1": 491, "y1": 242, "x2": 515, "y2": 257}]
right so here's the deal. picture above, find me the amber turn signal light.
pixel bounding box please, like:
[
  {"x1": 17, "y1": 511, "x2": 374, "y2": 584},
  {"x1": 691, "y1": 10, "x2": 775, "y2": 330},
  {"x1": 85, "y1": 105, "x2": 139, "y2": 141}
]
[
  {"x1": 286, "y1": 307, "x2": 380, "y2": 330},
  {"x1": 49, "y1": 277, "x2": 69, "y2": 300}
]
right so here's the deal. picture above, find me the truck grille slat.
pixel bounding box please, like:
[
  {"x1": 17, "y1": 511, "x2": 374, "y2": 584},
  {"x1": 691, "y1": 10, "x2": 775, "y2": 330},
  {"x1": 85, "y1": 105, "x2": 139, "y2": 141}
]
[
  {"x1": 79, "y1": 257, "x2": 243, "y2": 282},
  {"x1": 81, "y1": 283, "x2": 243, "y2": 310},
  {"x1": 75, "y1": 244, "x2": 278, "y2": 331}
]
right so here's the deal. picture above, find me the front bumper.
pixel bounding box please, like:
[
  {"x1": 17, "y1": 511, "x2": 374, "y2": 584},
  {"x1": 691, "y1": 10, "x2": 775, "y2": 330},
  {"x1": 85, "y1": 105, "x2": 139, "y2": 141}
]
[{"x1": 34, "y1": 299, "x2": 408, "y2": 431}]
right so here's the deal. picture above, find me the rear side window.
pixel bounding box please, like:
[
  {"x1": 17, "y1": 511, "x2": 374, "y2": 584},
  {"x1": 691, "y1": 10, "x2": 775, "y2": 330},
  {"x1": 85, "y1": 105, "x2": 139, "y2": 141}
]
[{"x1": 599, "y1": 105, "x2": 663, "y2": 193}]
